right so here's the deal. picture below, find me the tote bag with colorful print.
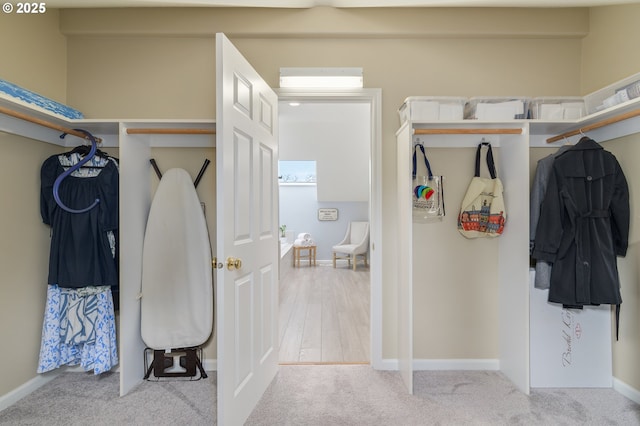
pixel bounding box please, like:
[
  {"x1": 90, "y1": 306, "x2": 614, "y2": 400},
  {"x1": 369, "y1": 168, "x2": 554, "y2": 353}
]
[{"x1": 457, "y1": 142, "x2": 506, "y2": 238}]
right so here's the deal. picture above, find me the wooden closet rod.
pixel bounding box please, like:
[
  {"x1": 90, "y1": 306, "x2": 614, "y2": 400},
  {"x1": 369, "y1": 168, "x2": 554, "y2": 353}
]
[
  {"x1": 126, "y1": 128, "x2": 216, "y2": 135},
  {"x1": 547, "y1": 108, "x2": 640, "y2": 143},
  {"x1": 413, "y1": 128, "x2": 522, "y2": 135},
  {"x1": 0, "y1": 105, "x2": 101, "y2": 143}
]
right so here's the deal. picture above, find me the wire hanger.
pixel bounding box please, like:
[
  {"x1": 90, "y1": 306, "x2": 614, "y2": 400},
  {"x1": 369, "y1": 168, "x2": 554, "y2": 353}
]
[
  {"x1": 578, "y1": 128, "x2": 591, "y2": 143},
  {"x1": 53, "y1": 129, "x2": 101, "y2": 214}
]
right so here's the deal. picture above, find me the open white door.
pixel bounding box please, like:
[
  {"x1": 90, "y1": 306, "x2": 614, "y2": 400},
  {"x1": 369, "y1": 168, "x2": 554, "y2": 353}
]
[
  {"x1": 396, "y1": 122, "x2": 413, "y2": 394},
  {"x1": 216, "y1": 33, "x2": 280, "y2": 425}
]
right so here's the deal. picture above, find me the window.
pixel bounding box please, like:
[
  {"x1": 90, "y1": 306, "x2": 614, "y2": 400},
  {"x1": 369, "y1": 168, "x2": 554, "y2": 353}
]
[{"x1": 278, "y1": 160, "x2": 316, "y2": 184}]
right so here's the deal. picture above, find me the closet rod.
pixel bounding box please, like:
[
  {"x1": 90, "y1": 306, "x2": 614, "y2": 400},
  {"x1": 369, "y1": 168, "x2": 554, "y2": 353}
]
[
  {"x1": 547, "y1": 108, "x2": 640, "y2": 143},
  {"x1": 413, "y1": 128, "x2": 522, "y2": 135},
  {"x1": 0, "y1": 105, "x2": 101, "y2": 143},
  {"x1": 126, "y1": 128, "x2": 216, "y2": 135}
]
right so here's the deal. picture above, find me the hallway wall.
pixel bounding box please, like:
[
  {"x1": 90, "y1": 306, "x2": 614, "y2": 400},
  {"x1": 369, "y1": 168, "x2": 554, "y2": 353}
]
[{"x1": 280, "y1": 184, "x2": 368, "y2": 261}]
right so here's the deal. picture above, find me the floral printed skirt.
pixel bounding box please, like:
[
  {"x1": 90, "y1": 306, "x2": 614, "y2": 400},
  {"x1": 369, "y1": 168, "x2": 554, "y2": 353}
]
[{"x1": 37, "y1": 285, "x2": 118, "y2": 375}]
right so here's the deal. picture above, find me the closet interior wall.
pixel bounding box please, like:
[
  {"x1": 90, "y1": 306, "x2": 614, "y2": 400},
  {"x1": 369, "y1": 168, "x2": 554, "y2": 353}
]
[
  {"x1": 0, "y1": 134, "x2": 59, "y2": 394},
  {"x1": 401, "y1": 101, "x2": 640, "y2": 397},
  {"x1": 119, "y1": 126, "x2": 216, "y2": 395},
  {"x1": 405, "y1": 128, "x2": 530, "y2": 393},
  {"x1": 603, "y1": 135, "x2": 640, "y2": 390},
  {"x1": 0, "y1": 108, "x2": 217, "y2": 403},
  {"x1": 576, "y1": 4, "x2": 640, "y2": 394}
]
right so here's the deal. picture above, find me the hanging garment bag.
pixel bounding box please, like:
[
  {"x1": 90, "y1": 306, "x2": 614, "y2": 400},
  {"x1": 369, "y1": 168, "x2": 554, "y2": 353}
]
[
  {"x1": 457, "y1": 141, "x2": 506, "y2": 238},
  {"x1": 412, "y1": 144, "x2": 445, "y2": 223}
]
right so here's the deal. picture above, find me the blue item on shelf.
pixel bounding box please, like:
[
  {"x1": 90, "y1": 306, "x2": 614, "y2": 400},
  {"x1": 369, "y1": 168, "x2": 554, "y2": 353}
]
[{"x1": 0, "y1": 79, "x2": 84, "y2": 119}]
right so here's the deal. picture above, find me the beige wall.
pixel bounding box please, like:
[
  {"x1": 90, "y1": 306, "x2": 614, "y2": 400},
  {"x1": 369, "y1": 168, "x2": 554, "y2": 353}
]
[
  {"x1": 0, "y1": 135, "x2": 58, "y2": 396},
  {"x1": 3, "y1": 4, "x2": 639, "y2": 400},
  {"x1": 0, "y1": 10, "x2": 67, "y2": 102},
  {"x1": 0, "y1": 12, "x2": 68, "y2": 397},
  {"x1": 581, "y1": 4, "x2": 640, "y2": 94},
  {"x1": 581, "y1": 4, "x2": 640, "y2": 392}
]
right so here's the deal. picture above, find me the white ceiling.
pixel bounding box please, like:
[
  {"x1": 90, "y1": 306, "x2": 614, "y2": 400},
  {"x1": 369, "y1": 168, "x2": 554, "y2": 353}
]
[{"x1": 42, "y1": 0, "x2": 640, "y2": 8}]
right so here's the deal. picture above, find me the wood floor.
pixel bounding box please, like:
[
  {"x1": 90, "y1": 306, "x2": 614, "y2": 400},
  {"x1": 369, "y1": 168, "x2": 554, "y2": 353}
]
[{"x1": 279, "y1": 262, "x2": 370, "y2": 363}]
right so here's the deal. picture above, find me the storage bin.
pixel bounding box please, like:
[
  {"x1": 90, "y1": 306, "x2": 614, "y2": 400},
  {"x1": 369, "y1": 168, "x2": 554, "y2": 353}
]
[
  {"x1": 530, "y1": 97, "x2": 586, "y2": 120},
  {"x1": 464, "y1": 97, "x2": 530, "y2": 120},
  {"x1": 584, "y1": 71, "x2": 640, "y2": 114},
  {"x1": 398, "y1": 96, "x2": 466, "y2": 123}
]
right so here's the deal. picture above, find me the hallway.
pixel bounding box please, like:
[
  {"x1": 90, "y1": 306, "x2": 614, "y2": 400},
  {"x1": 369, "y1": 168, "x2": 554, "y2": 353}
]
[{"x1": 279, "y1": 263, "x2": 370, "y2": 363}]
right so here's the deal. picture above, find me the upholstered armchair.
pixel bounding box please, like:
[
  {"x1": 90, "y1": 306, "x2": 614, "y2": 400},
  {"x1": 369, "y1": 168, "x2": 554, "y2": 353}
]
[{"x1": 332, "y1": 221, "x2": 370, "y2": 271}]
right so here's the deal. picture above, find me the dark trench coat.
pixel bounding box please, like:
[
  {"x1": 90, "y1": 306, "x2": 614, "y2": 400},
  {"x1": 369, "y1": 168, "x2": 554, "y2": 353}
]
[{"x1": 533, "y1": 137, "x2": 630, "y2": 307}]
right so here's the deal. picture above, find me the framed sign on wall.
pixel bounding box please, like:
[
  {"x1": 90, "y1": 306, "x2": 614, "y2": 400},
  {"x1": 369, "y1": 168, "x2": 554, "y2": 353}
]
[{"x1": 318, "y1": 208, "x2": 338, "y2": 221}]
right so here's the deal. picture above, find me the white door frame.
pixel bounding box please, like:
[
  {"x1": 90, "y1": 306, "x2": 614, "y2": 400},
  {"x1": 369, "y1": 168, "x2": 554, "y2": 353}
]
[{"x1": 276, "y1": 88, "x2": 383, "y2": 369}]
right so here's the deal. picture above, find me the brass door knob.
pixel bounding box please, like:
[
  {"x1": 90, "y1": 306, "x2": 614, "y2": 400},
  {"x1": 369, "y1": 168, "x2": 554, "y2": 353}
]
[{"x1": 226, "y1": 257, "x2": 242, "y2": 271}]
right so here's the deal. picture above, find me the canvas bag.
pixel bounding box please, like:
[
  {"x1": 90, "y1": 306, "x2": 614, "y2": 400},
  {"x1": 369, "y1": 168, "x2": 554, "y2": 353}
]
[
  {"x1": 457, "y1": 142, "x2": 506, "y2": 238},
  {"x1": 412, "y1": 144, "x2": 445, "y2": 223}
]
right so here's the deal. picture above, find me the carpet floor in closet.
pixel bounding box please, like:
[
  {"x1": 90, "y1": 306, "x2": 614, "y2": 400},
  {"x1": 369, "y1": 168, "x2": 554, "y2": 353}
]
[{"x1": 1, "y1": 366, "x2": 639, "y2": 425}]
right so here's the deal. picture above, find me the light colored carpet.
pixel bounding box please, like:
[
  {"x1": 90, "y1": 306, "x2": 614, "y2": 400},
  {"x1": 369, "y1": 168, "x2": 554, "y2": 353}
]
[
  {"x1": 1, "y1": 366, "x2": 639, "y2": 425},
  {"x1": 0, "y1": 371, "x2": 215, "y2": 425},
  {"x1": 247, "y1": 366, "x2": 640, "y2": 425}
]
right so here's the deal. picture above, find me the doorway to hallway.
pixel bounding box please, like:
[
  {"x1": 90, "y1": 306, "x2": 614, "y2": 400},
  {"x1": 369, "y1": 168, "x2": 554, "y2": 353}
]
[{"x1": 276, "y1": 93, "x2": 381, "y2": 365}]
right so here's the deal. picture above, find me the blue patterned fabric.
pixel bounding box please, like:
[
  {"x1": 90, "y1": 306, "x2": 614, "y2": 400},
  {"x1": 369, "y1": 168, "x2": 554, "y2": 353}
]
[
  {"x1": 0, "y1": 79, "x2": 84, "y2": 119},
  {"x1": 37, "y1": 285, "x2": 118, "y2": 375}
]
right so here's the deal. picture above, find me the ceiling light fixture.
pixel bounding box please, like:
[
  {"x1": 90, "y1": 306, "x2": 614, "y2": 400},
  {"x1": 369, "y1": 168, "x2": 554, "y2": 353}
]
[{"x1": 279, "y1": 67, "x2": 363, "y2": 89}]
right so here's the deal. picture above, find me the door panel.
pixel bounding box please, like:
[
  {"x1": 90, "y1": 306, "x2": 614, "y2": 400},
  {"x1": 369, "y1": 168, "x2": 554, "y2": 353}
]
[{"x1": 216, "y1": 33, "x2": 279, "y2": 425}]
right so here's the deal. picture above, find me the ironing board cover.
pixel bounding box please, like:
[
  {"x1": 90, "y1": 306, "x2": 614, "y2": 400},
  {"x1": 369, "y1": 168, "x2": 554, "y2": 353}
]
[{"x1": 140, "y1": 168, "x2": 213, "y2": 349}]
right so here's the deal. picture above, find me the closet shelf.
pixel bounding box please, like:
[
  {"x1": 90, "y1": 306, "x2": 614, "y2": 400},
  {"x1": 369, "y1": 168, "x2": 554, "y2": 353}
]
[
  {"x1": 126, "y1": 128, "x2": 216, "y2": 135},
  {"x1": 413, "y1": 128, "x2": 522, "y2": 135},
  {"x1": 530, "y1": 95, "x2": 640, "y2": 145},
  {"x1": 407, "y1": 96, "x2": 640, "y2": 146},
  {"x1": 0, "y1": 94, "x2": 217, "y2": 148},
  {"x1": 0, "y1": 104, "x2": 102, "y2": 143},
  {"x1": 546, "y1": 108, "x2": 640, "y2": 143}
]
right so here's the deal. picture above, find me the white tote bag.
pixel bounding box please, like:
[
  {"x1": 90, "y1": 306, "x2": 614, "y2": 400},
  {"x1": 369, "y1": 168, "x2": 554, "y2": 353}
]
[{"x1": 457, "y1": 142, "x2": 506, "y2": 238}]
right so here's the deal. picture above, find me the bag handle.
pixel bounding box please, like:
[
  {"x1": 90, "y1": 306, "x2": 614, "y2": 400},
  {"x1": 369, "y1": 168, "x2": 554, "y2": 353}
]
[
  {"x1": 475, "y1": 141, "x2": 497, "y2": 179},
  {"x1": 412, "y1": 144, "x2": 433, "y2": 179}
]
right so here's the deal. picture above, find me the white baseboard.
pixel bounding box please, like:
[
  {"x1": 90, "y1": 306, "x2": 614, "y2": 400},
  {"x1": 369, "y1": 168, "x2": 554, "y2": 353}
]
[
  {"x1": 202, "y1": 358, "x2": 497, "y2": 372},
  {"x1": 414, "y1": 359, "x2": 500, "y2": 371},
  {"x1": 377, "y1": 358, "x2": 399, "y2": 370},
  {"x1": 203, "y1": 359, "x2": 217, "y2": 371},
  {"x1": 374, "y1": 358, "x2": 499, "y2": 371},
  {"x1": 0, "y1": 372, "x2": 60, "y2": 413},
  {"x1": 613, "y1": 377, "x2": 640, "y2": 405}
]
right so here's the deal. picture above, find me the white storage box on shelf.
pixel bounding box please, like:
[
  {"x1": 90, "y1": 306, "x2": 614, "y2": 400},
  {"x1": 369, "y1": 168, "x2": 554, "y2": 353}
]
[
  {"x1": 398, "y1": 96, "x2": 466, "y2": 124},
  {"x1": 530, "y1": 97, "x2": 586, "y2": 120},
  {"x1": 464, "y1": 96, "x2": 530, "y2": 120},
  {"x1": 583, "y1": 71, "x2": 640, "y2": 115}
]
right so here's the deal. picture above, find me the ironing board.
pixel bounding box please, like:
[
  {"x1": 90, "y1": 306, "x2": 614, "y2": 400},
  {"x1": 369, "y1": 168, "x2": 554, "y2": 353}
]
[{"x1": 140, "y1": 168, "x2": 213, "y2": 351}]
